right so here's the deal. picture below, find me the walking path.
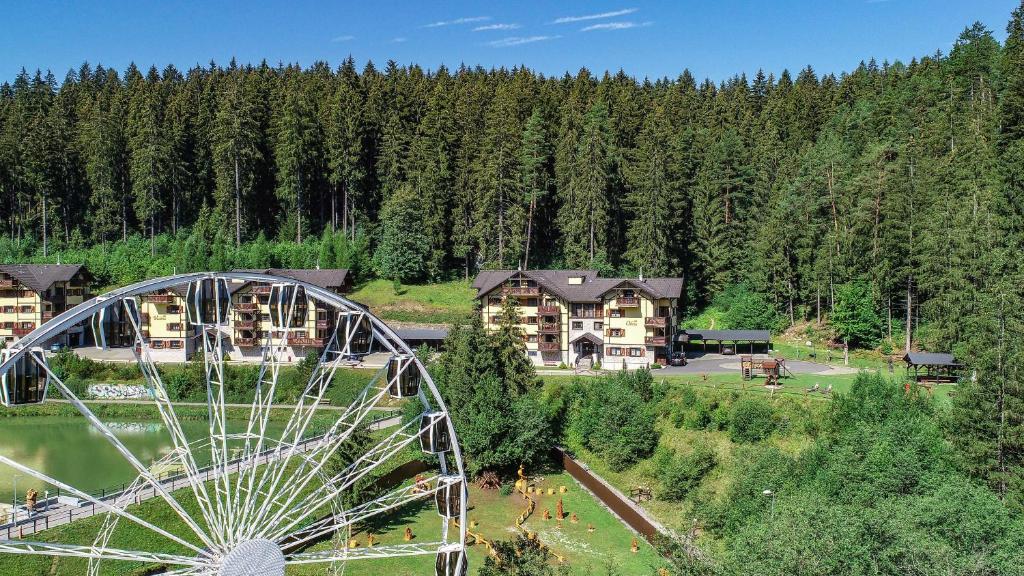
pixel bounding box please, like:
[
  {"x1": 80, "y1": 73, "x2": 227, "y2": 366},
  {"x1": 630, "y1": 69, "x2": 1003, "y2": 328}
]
[{"x1": 0, "y1": 415, "x2": 401, "y2": 540}]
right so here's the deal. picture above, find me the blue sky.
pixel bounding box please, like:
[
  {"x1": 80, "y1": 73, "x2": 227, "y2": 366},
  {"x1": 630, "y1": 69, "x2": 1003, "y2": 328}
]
[{"x1": 1, "y1": 1, "x2": 1018, "y2": 83}]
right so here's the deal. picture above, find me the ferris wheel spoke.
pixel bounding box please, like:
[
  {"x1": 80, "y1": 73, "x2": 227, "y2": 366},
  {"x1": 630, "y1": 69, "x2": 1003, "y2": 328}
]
[
  {"x1": 31, "y1": 360, "x2": 217, "y2": 551},
  {"x1": 257, "y1": 415, "x2": 431, "y2": 541},
  {"x1": 286, "y1": 542, "x2": 452, "y2": 564},
  {"x1": 273, "y1": 474, "x2": 454, "y2": 551},
  {"x1": 199, "y1": 328, "x2": 236, "y2": 543},
  {"x1": 0, "y1": 540, "x2": 206, "y2": 567},
  {"x1": 0, "y1": 454, "x2": 208, "y2": 557},
  {"x1": 237, "y1": 373, "x2": 392, "y2": 541},
  {"x1": 125, "y1": 310, "x2": 221, "y2": 540}
]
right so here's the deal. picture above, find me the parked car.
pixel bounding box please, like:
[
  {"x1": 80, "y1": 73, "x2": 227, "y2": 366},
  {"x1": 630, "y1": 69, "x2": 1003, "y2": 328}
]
[
  {"x1": 48, "y1": 342, "x2": 67, "y2": 353},
  {"x1": 722, "y1": 345, "x2": 735, "y2": 355},
  {"x1": 669, "y1": 351, "x2": 687, "y2": 366}
]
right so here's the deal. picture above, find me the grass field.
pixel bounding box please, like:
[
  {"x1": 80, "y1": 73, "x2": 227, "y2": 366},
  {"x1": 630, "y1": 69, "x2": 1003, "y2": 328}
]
[
  {"x1": 289, "y1": 472, "x2": 664, "y2": 575},
  {"x1": 348, "y1": 280, "x2": 475, "y2": 325}
]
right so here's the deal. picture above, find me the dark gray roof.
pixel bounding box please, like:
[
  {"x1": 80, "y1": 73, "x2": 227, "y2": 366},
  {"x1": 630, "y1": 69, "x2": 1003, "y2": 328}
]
[
  {"x1": 395, "y1": 327, "x2": 449, "y2": 342},
  {"x1": 569, "y1": 332, "x2": 604, "y2": 345},
  {"x1": 677, "y1": 329, "x2": 772, "y2": 342},
  {"x1": 231, "y1": 269, "x2": 350, "y2": 292},
  {"x1": 472, "y1": 270, "x2": 683, "y2": 303},
  {"x1": 903, "y1": 352, "x2": 959, "y2": 367},
  {"x1": 0, "y1": 264, "x2": 88, "y2": 293}
]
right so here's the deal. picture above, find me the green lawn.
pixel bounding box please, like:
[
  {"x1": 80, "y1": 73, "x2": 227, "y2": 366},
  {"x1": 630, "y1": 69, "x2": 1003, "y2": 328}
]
[
  {"x1": 348, "y1": 280, "x2": 476, "y2": 325},
  {"x1": 288, "y1": 472, "x2": 664, "y2": 575}
]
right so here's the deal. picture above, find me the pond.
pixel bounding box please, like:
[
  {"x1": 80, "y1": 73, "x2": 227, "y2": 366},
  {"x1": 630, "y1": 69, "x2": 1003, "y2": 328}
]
[{"x1": 0, "y1": 416, "x2": 285, "y2": 504}]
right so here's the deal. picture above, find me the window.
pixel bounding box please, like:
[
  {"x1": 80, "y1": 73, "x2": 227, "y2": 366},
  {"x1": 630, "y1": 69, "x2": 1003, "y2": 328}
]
[
  {"x1": 525, "y1": 298, "x2": 538, "y2": 307},
  {"x1": 169, "y1": 340, "x2": 183, "y2": 349},
  {"x1": 257, "y1": 295, "x2": 270, "y2": 305},
  {"x1": 67, "y1": 288, "x2": 83, "y2": 296},
  {"x1": 526, "y1": 316, "x2": 538, "y2": 325},
  {"x1": 167, "y1": 323, "x2": 182, "y2": 332},
  {"x1": 261, "y1": 313, "x2": 271, "y2": 322},
  {"x1": 571, "y1": 321, "x2": 583, "y2": 330},
  {"x1": 528, "y1": 351, "x2": 538, "y2": 357},
  {"x1": 1, "y1": 322, "x2": 12, "y2": 329},
  {"x1": 594, "y1": 321, "x2": 603, "y2": 330},
  {"x1": 490, "y1": 315, "x2": 500, "y2": 324},
  {"x1": 167, "y1": 305, "x2": 181, "y2": 314},
  {"x1": 629, "y1": 348, "x2": 644, "y2": 357},
  {"x1": 20, "y1": 322, "x2": 34, "y2": 329},
  {"x1": 152, "y1": 340, "x2": 165, "y2": 349},
  {"x1": 610, "y1": 309, "x2": 621, "y2": 318},
  {"x1": 19, "y1": 306, "x2": 33, "y2": 313},
  {"x1": 609, "y1": 328, "x2": 624, "y2": 337},
  {"x1": 488, "y1": 297, "x2": 501, "y2": 306},
  {"x1": 2, "y1": 306, "x2": 12, "y2": 313},
  {"x1": 527, "y1": 334, "x2": 538, "y2": 343},
  {"x1": 607, "y1": 347, "x2": 622, "y2": 356}
]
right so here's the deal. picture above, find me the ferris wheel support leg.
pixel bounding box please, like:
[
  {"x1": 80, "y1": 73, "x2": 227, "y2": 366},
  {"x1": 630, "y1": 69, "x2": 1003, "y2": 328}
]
[
  {"x1": 30, "y1": 360, "x2": 218, "y2": 551},
  {"x1": 0, "y1": 539, "x2": 208, "y2": 567},
  {"x1": 199, "y1": 328, "x2": 236, "y2": 542}
]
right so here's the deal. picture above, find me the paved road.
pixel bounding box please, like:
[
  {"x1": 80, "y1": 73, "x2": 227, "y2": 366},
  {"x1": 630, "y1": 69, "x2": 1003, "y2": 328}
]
[
  {"x1": 540, "y1": 354, "x2": 860, "y2": 377},
  {"x1": 0, "y1": 416, "x2": 401, "y2": 540}
]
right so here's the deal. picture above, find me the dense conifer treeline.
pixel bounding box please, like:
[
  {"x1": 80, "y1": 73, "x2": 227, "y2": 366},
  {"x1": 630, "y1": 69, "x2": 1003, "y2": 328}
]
[{"x1": 1, "y1": 9, "x2": 1023, "y2": 356}]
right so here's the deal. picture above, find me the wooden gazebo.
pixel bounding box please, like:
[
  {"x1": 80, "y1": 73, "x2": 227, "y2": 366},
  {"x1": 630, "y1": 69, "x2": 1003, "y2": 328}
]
[{"x1": 903, "y1": 352, "x2": 962, "y2": 384}]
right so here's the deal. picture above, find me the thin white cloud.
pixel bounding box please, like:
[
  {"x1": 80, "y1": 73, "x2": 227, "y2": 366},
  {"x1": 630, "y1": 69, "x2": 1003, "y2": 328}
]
[
  {"x1": 330, "y1": 35, "x2": 355, "y2": 43},
  {"x1": 488, "y1": 35, "x2": 560, "y2": 48},
  {"x1": 473, "y1": 23, "x2": 521, "y2": 32},
  {"x1": 552, "y1": 8, "x2": 637, "y2": 24},
  {"x1": 581, "y1": 20, "x2": 652, "y2": 32},
  {"x1": 423, "y1": 16, "x2": 491, "y2": 28},
  {"x1": 391, "y1": 37, "x2": 408, "y2": 43}
]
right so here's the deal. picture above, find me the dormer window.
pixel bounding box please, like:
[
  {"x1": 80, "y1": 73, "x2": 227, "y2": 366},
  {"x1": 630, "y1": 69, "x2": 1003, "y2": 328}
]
[{"x1": 568, "y1": 276, "x2": 584, "y2": 285}]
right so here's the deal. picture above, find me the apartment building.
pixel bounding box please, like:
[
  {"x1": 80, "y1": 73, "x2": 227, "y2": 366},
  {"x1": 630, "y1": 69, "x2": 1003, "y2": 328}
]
[
  {"x1": 138, "y1": 288, "x2": 195, "y2": 362},
  {"x1": 0, "y1": 264, "x2": 90, "y2": 347},
  {"x1": 473, "y1": 270, "x2": 684, "y2": 368},
  {"x1": 227, "y1": 269, "x2": 351, "y2": 361}
]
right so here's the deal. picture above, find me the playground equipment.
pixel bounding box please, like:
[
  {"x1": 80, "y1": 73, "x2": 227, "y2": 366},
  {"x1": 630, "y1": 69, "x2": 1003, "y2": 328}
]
[
  {"x1": 0, "y1": 272, "x2": 468, "y2": 576},
  {"x1": 740, "y1": 356, "x2": 792, "y2": 381}
]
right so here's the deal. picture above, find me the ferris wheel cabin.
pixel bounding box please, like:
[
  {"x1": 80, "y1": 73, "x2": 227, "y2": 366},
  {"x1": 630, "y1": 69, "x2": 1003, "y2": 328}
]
[
  {"x1": 387, "y1": 354, "x2": 422, "y2": 399},
  {"x1": 185, "y1": 277, "x2": 231, "y2": 325},
  {"x1": 0, "y1": 349, "x2": 49, "y2": 406},
  {"x1": 420, "y1": 412, "x2": 452, "y2": 454},
  {"x1": 435, "y1": 548, "x2": 468, "y2": 576}
]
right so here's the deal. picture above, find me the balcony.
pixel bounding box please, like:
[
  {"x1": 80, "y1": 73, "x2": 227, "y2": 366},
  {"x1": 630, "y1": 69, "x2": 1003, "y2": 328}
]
[
  {"x1": 645, "y1": 336, "x2": 667, "y2": 346},
  {"x1": 13, "y1": 327, "x2": 34, "y2": 336},
  {"x1": 143, "y1": 294, "x2": 176, "y2": 304},
  {"x1": 538, "y1": 305, "x2": 560, "y2": 315},
  {"x1": 252, "y1": 285, "x2": 272, "y2": 295},
  {"x1": 235, "y1": 320, "x2": 258, "y2": 330},
  {"x1": 236, "y1": 337, "x2": 257, "y2": 347},
  {"x1": 41, "y1": 311, "x2": 53, "y2": 321},
  {"x1": 538, "y1": 322, "x2": 560, "y2": 334},
  {"x1": 315, "y1": 319, "x2": 332, "y2": 329},
  {"x1": 503, "y1": 285, "x2": 539, "y2": 296},
  {"x1": 538, "y1": 341, "x2": 560, "y2": 352},
  {"x1": 644, "y1": 316, "x2": 668, "y2": 327},
  {"x1": 289, "y1": 337, "x2": 324, "y2": 347},
  {"x1": 571, "y1": 309, "x2": 603, "y2": 319},
  {"x1": 617, "y1": 296, "x2": 639, "y2": 307},
  {"x1": 0, "y1": 279, "x2": 14, "y2": 288},
  {"x1": 235, "y1": 302, "x2": 259, "y2": 312}
]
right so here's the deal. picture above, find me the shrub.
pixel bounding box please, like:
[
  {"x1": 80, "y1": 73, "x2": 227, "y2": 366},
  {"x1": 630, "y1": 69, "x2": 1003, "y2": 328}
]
[
  {"x1": 729, "y1": 398, "x2": 776, "y2": 442},
  {"x1": 659, "y1": 443, "x2": 718, "y2": 501},
  {"x1": 566, "y1": 371, "x2": 659, "y2": 471}
]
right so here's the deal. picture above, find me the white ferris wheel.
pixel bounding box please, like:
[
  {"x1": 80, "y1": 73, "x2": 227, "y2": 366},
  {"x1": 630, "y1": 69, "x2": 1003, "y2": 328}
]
[{"x1": 0, "y1": 272, "x2": 468, "y2": 576}]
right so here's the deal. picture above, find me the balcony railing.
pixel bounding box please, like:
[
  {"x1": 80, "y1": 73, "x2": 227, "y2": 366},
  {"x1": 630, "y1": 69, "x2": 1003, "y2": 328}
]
[
  {"x1": 236, "y1": 337, "x2": 257, "y2": 347},
  {"x1": 537, "y1": 305, "x2": 560, "y2": 315},
  {"x1": 644, "y1": 316, "x2": 668, "y2": 327},
  {"x1": 41, "y1": 311, "x2": 53, "y2": 321},
  {"x1": 315, "y1": 319, "x2": 332, "y2": 329},
  {"x1": 645, "y1": 336, "x2": 667, "y2": 346},
  {"x1": 0, "y1": 279, "x2": 14, "y2": 288},
  {"x1": 289, "y1": 337, "x2": 324, "y2": 347},
  {"x1": 235, "y1": 320, "x2": 258, "y2": 330},
  {"x1": 142, "y1": 294, "x2": 176, "y2": 304},
  {"x1": 503, "y1": 286, "x2": 539, "y2": 296},
  {"x1": 571, "y1": 310, "x2": 604, "y2": 319},
  {"x1": 538, "y1": 322, "x2": 560, "y2": 334},
  {"x1": 538, "y1": 341, "x2": 560, "y2": 352},
  {"x1": 235, "y1": 302, "x2": 259, "y2": 312},
  {"x1": 617, "y1": 296, "x2": 639, "y2": 307},
  {"x1": 13, "y1": 327, "x2": 34, "y2": 336},
  {"x1": 252, "y1": 285, "x2": 272, "y2": 295}
]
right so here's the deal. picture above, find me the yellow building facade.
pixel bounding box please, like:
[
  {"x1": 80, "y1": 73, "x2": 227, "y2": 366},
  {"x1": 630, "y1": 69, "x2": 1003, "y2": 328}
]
[
  {"x1": 474, "y1": 270, "x2": 683, "y2": 368},
  {"x1": 0, "y1": 265, "x2": 90, "y2": 347}
]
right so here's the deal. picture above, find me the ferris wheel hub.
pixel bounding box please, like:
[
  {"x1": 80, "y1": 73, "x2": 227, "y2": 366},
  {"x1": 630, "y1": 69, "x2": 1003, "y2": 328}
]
[{"x1": 218, "y1": 539, "x2": 285, "y2": 576}]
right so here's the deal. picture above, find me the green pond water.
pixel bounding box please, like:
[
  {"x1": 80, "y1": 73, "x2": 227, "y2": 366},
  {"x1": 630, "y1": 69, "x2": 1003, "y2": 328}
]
[{"x1": 0, "y1": 416, "x2": 285, "y2": 504}]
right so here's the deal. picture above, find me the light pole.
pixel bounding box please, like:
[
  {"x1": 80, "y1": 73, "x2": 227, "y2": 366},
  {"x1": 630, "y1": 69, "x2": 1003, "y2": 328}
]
[
  {"x1": 12, "y1": 475, "x2": 20, "y2": 524},
  {"x1": 763, "y1": 489, "x2": 775, "y2": 519}
]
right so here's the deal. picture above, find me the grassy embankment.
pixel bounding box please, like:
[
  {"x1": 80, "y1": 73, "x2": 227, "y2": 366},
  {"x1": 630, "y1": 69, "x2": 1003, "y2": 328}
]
[{"x1": 348, "y1": 280, "x2": 476, "y2": 325}]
